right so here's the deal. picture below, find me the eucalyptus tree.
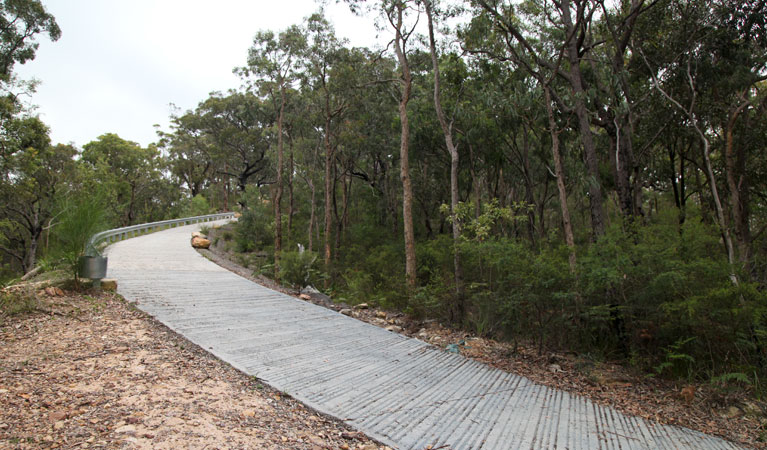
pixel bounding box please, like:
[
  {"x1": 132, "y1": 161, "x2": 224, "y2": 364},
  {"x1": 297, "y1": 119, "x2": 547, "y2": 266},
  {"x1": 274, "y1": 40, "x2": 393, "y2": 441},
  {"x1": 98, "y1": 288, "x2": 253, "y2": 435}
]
[
  {"x1": 302, "y1": 13, "x2": 349, "y2": 273},
  {"x1": 387, "y1": 0, "x2": 420, "y2": 288},
  {"x1": 193, "y1": 91, "x2": 274, "y2": 196},
  {"x1": 424, "y1": 0, "x2": 465, "y2": 314},
  {"x1": 463, "y1": 0, "x2": 608, "y2": 238},
  {"x1": 242, "y1": 26, "x2": 307, "y2": 278},
  {"x1": 80, "y1": 133, "x2": 167, "y2": 227},
  {"x1": 160, "y1": 111, "x2": 214, "y2": 198},
  {"x1": 0, "y1": 119, "x2": 72, "y2": 274},
  {"x1": 635, "y1": 0, "x2": 767, "y2": 280}
]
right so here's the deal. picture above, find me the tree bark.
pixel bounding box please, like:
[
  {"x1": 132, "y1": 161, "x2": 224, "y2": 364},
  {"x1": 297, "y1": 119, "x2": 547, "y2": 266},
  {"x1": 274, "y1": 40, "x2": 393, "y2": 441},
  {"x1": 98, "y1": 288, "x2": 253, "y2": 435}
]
[
  {"x1": 274, "y1": 87, "x2": 286, "y2": 282},
  {"x1": 323, "y1": 112, "x2": 334, "y2": 286},
  {"x1": 725, "y1": 98, "x2": 752, "y2": 269},
  {"x1": 391, "y1": 3, "x2": 417, "y2": 290},
  {"x1": 425, "y1": 0, "x2": 464, "y2": 317},
  {"x1": 561, "y1": 0, "x2": 606, "y2": 238},
  {"x1": 545, "y1": 86, "x2": 577, "y2": 271}
]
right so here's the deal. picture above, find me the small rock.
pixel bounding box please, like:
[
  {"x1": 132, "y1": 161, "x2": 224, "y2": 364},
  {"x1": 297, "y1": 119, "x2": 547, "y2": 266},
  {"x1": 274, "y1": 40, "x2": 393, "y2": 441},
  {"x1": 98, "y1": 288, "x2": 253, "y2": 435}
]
[
  {"x1": 54, "y1": 287, "x2": 65, "y2": 296},
  {"x1": 44, "y1": 287, "x2": 57, "y2": 297},
  {"x1": 340, "y1": 309, "x2": 353, "y2": 316},
  {"x1": 241, "y1": 409, "x2": 256, "y2": 418},
  {"x1": 48, "y1": 410, "x2": 68, "y2": 422},
  {"x1": 53, "y1": 421, "x2": 65, "y2": 430},
  {"x1": 191, "y1": 236, "x2": 211, "y2": 249},
  {"x1": 340, "y1": 444, "x2": 350, "y2": 450},
  {"x1": 548, "y1": 364, "x2": 563, "y2": 373},
  {"x1": 142, "y1": 433, "x2": 155, "y2": 439},
  {"x1": 301, "y1": 285, "x2": 321, "y2": 294},
  {"x1": 354, "y1": 303, "x2": 369, "y2": 310},
  {"x1": 299, "y1": 294, "x2": 311, "y2": 301},
  {"x1": 0, "y1": 423, "x2": 7, "y2": 429},
  {"x1": 100, "y1": 279, "x2": 118, "y2": 291},
  {"x1": 386, "y1": 326, "x2": 402, "y2": 333},
  {"x1": 724, "y1": 406, "x2": 743, "y2": 419},
  {"x1": 742, "y1": 401, "x2": 763, "y2": 416},
  {"x1": 375, "y1": 311, "x2": 387, "y2": 319},
  {"x1": 115, "y1": 424, "x2": 136, "y2": 434},
  {"x1": 360, "y1": 444, "x2": 378, "y2": 450}
]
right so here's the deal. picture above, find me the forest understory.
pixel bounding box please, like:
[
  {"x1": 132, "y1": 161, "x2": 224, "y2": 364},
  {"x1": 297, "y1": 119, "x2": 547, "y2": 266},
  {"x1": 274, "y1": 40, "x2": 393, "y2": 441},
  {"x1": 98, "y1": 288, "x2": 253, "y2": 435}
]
[{"x1": 201, "y1": 225, "x2": 767, "y2": 448}]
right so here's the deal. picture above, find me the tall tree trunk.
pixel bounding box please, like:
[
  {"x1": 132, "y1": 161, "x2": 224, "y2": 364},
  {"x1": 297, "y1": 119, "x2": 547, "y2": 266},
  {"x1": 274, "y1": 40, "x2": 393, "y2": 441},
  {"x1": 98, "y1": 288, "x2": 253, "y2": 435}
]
[
  {"x1": 288, "y1": 139, "x2": 294, "y2": 240},
  {"x1": 468, "y1": 144, "x2": 481, "y2": 218},
  {"x1": 545, "y1": 86, "x2": 576, "y2": 271},
  {"x1": 323, "y1": 113, "x2": 334, "y2": 286},
  {"x1": 725, "y1": 99, "x2": 752, "y2": 269},
  {"x1": 561, "y1": 0, "x2": 606, "y2": 238},
  {"x1": 307, "y1": 177, "x2": 316, "y2": 253},
  {"x1": 274, "y1": 87, "x2": 286, "y2": 281},
  {"x1": 425, "y1": 0, "x2": 464, "y2": 316},
  {"x1": 392, "y1": 4, "x2": 417, "y2": 289}
]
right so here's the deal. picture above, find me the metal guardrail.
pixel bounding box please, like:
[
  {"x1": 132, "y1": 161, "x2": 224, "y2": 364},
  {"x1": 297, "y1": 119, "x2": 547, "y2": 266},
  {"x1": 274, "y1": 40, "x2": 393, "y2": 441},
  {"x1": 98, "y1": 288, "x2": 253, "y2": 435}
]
[{"x1": 85, "y1": 212, "x2": 236, "y2": 256}]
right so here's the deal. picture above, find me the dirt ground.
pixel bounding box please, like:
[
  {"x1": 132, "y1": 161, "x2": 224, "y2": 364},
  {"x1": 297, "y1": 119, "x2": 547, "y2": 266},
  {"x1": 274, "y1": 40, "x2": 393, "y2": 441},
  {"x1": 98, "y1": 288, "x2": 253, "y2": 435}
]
[
  {"x1": 200, "y1": 237, "x2": 767, "y2": 449},
  {"x1": 0, "y1": 288, "x2": 383, "y2": 450}
]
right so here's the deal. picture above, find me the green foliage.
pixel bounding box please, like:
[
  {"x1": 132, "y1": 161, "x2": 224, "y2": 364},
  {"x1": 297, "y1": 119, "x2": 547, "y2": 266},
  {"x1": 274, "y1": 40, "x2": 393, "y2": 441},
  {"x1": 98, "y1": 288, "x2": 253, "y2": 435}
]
[
  {"x1": 51, "y1": 191, "x2": 108, "y2": 281},
  {"x1": 235, "y1": 186, "x2": 274, "y2": 252},
  {"x1": 278, "y1": 250, "x2": 321, "y2": 289},
  {"x1": 180, "y1": 194, "x2": 212, "y2": 218},
  {"x1": 0, "y1": 288, "x2": 37, "y2": 316}
]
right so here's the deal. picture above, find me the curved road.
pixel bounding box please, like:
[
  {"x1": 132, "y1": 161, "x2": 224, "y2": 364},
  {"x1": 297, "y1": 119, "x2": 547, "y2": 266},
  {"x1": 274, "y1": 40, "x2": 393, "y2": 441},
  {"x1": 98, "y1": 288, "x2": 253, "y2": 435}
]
[{"x1": 105, "y1": 221, "x2": 742, "y2": 450}]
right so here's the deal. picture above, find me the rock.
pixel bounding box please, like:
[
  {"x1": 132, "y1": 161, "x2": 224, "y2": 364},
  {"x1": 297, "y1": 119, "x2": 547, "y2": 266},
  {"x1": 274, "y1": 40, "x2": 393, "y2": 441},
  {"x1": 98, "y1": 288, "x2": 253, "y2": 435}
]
[
  {"x1": 241, "y1": 409, "x2": 256, "y2": 418},
  {"x1": 54, "y1": 287, "x2": 65, "y2": 296},
  {"x1": 191, "y1": 237, "x2": 211, "y2": 249},
  {"x1": 724, "y1": 406, "x2": 743, "y2": 419},
  {"x1": 53, "y1": 421, "x2": 65, "y2": 430},
  {"x1": 360, "y1": 444, "x2": 378, "y2": 450},
  {"x1": 340, "y1": 444, "x2": 350, "y2": 450},
  {"x1": 742, "y1": 401, "x2": 763, "y2": 416},
  {"x1": 234, "y1": 212, "x2": 242, "y2": 218},
  {"x1": 299, "y1": 294, "x2": 311, "y2": 301},
  {"x1": 100, "y1": 279, "x2": 118, "y2": 291},
  {"x1": 340, "y1": 309, "x2": 353, "y2": 316},
  {"x1": 191, "y1": 231, "x2": 208, "y2": 239},
  {"x1": 301, "y1": 285, "x2": 321, "y2": 294},
  {"x1": 115, "y1": 424, "x2": 136, "y2": 434},
  {"x1": 548, "y1": 364, "x2": 563, "y2": 373},
  {"x1": 375, "y1": 311, "x2": 387, "y2": 319},
  {"x1": 385, "y1": 326, "x2": 402, "y2": 333},
  {"x1": 354, "y1": 303, "x2": 369, "y2": 310},
  {"x1": 48, "y1": 410, "x2": 68, "y2": 422},
  {"x1": 44, "y1": 287, "x2": 57, "y2": 297}
]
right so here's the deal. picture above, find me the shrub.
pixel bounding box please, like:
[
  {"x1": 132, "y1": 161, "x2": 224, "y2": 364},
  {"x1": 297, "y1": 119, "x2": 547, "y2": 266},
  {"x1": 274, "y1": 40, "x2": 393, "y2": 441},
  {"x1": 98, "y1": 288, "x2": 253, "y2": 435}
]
[
  {"x1": 52, "y1": 192, "x2": 108, "y2": 283},
  {"x1": 279, "y1": 250, "x2": 321, "y2": 289},
  {"x1": 180, "y1": 194, "x2": 212, "y2": 218}
]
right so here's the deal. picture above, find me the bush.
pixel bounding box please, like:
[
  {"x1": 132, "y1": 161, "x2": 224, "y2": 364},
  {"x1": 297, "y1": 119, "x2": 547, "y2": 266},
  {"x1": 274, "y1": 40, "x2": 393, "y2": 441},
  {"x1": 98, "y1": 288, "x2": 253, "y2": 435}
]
[
  {"x1": 279, "y1": 250, "x2": 321, "y2": 289},
  {"x1": 52, "y1": 192, "x2": 108, "y2": 282},
  {"x1": 235, "y1": 187, "x2": 274, "y2": 252},
  {"x1": 180, "y1": 194, "x2": 212, "y2": 218}
]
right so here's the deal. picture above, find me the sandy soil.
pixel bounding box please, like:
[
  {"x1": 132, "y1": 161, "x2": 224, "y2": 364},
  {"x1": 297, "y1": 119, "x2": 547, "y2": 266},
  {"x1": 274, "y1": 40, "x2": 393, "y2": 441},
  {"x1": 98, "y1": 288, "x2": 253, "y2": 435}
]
[{"x1": 0, "y1": 288, "x2": 383, "y2": 450}]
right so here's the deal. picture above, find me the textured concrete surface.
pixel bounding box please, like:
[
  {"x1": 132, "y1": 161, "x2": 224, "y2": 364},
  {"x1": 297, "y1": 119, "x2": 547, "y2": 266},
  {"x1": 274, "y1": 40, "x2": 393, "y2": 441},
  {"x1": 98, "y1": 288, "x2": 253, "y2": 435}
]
[{"x1": 105, "y1": 221, "x2": 742, "y2": 449}]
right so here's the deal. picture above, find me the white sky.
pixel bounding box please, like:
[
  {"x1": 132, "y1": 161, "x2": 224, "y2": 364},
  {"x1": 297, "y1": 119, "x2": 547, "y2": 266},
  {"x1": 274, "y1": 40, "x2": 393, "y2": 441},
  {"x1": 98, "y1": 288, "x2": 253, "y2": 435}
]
[{"x1": 15, "y1": 0, "x2": 383, "y2": 148}]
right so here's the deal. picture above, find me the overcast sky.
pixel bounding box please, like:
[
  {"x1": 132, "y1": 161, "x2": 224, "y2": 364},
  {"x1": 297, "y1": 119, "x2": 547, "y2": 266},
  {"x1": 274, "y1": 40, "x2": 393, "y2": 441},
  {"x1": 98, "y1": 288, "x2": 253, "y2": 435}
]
[{"x1": 15, "y1": 0, "x2": 383, "y2": 148}]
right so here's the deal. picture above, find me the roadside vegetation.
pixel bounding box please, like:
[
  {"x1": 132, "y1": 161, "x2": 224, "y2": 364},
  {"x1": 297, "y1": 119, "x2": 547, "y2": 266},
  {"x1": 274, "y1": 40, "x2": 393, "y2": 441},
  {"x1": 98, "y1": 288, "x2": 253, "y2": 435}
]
[{"x1": 2, "y1": 0, "x2": 767, "y2": 438}]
